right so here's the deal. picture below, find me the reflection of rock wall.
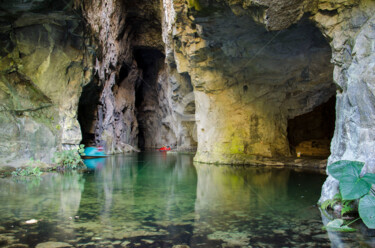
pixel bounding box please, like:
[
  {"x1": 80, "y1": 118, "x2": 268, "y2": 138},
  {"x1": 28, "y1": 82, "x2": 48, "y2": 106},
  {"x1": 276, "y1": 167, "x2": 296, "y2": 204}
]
[
  {"x1": 0, "y1": 1, "x2": 93, "y2": 165},
  {"x1": 0, "y1": 172, "x2": 84, "y2": 220},
  {"x1": 59, "y1": 172, "x2": 85, "y2": 218},
  {"x1": 194, "y1": 163, "x2": 290, "y2": 213},
  {"x1": 193, "y1": 163, "x2": 290, "y2": 247}
]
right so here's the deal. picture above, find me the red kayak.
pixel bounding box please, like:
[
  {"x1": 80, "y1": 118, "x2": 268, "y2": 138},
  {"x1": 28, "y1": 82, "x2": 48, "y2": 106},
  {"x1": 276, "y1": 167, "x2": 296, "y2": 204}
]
[{"x1": 158, "y1": 146, "x2": 171, "y2": 151}]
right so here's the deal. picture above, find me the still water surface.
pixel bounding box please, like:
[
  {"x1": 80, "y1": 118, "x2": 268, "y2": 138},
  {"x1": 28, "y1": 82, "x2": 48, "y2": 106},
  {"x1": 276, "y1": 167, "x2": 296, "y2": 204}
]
[{"x1": 0, "y1": 152, "x2": 373, "y2": 247}]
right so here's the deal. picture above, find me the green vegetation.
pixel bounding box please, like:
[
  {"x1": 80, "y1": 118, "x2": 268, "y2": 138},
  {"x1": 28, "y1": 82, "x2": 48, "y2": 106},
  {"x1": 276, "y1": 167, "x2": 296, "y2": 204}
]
[
  {"x1": 12, "y1": 166, "x2": 43, "y2": 177},
  {"x1": 321, "y1": 160, "x2": 375, "y2": 231},
  {"x1": 26, "y1": 158, "x2": 45, "y2": 167},
  {"x1": 187, "y1": 0, "x2": 202, "y2": 11},
  {"x1": 322, "y1": 219, "x2": 357, "y2": 232},
  {"x1": 53, "y1": 144, "x2": 86, "y2": 170},
  {"x1": 321, "y1": 193, "x2": 354, "y2": 216}
]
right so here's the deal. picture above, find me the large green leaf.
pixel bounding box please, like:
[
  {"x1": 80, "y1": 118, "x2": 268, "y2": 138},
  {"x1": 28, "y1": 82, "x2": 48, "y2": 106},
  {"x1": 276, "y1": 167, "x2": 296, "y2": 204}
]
[
  {"x1": 328, "y1": 160, "x2": 364, "y2": 180},
  {"x1": 340, "y1": 173, "x2": 372, "y2": 200},
  {"x1": 362, "y1": 173, "x2": 375, "y2": 185},
  {"x1": 359, "y1": 194, "x2": 375, "y2": 229},
  {"x1": 323, "y1": 219, "x2": 356, "y2": 232}
]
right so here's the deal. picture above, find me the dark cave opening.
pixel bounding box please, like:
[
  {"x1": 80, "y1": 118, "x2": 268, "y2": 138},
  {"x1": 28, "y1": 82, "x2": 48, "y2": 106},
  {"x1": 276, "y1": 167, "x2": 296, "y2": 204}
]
[
  {"x1": 287, "y1": 96, "x2": 336, "y2": 158},
  {"x1": 134, "y1": 47, "x2": 166, "y2": 150},
  {"x1": 77, "y1": 77, "x2": 103, "y2": 147}
]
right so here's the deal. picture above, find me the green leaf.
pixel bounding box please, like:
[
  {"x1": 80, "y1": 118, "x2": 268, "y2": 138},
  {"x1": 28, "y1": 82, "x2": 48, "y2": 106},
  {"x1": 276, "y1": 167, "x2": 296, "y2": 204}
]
[
  {"x1": 359, "y1": 194, "x2": 375, "y2": 229},
  {"x1": 333, "y1": 193, "x2": 342, "y2": 201},
  {"x1": 328, "y1": 160, "x2": 364, "y2": 180},
  {"x1": 340, "y1": 173, "x2": 372, "y2": 200},
  {"x1": 362, "y1": 173, "x2": 375, "y2": 185},
  {"x1": 341, "y1": 204, "x2": 354, "y2": 216},
  {"x1": 323, "y1": 219, "x2": 356, "y2": 232},
  {"x1": 321, "y1": 199, "x2": 333, "y2": 210}
]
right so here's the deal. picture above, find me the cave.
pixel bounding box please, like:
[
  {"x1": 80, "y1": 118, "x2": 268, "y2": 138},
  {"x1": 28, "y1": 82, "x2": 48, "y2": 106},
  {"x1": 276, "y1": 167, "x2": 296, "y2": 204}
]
[
  {"x1": 77, "y1": 77, "x2": 103, "y2": 147},
  {"x1": 134, "y1": 47, "x2": 168, "y2": 150},
  {"x1": 287, "y1": 96, "x2": 336, "y2": 158}
]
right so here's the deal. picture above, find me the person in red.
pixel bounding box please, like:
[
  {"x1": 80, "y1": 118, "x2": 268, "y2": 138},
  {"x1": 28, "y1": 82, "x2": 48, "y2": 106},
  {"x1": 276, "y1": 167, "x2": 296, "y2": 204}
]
[{"x1": 158, "y1": 146, "x2": 171, "y2": 151}]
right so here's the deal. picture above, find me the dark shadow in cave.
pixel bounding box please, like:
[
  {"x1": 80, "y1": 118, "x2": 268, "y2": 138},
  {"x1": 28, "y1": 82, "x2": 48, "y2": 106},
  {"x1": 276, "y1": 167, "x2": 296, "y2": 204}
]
[
  {"x1": 134, "y1": 47, "x2": 165, "y2": 150},
  {"x1": 287, "y1": 96, "x2": 336, "y2": 158},
  {"x1": 77, "y1": 77, "x2": 103, "y2": 147}
]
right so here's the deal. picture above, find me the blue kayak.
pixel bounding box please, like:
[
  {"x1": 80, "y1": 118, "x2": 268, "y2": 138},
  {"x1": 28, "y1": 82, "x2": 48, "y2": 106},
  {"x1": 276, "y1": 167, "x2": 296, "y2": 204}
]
[{"x1": 83, "y1": 147, "x2": 106, "y2": 158}]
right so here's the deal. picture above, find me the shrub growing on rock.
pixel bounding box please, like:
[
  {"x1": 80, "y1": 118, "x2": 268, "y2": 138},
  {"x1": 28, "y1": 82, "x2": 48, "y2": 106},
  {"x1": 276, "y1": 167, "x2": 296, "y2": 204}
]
[{"x1": 53, "y1": 145, "x2": 85, "y2": 170}]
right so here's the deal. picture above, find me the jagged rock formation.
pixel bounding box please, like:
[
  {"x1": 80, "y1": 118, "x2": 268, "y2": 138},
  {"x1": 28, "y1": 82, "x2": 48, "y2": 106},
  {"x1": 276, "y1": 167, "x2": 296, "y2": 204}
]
[
  {"x1": 76, "y1": 0, "x2": 196, "y2": 153},
  {"x1": 312, "y1": 0, "x2": 375, "y2": 201},
  {"x1": 0, "y1": 0, "x2": 93, "y2": 165}
]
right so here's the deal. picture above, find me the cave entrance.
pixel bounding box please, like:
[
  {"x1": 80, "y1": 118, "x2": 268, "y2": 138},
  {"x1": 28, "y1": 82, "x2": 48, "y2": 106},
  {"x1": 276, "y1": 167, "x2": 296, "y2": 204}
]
[
  {"x1": 287, "y1": 96, "x2": 336, "y2": 158},
  {"x1": 134, "y1": 47, "x2": 167, "y2": 150},
  {"x1": 77, "y1": 77, "x2": 102, "y2": 147}
]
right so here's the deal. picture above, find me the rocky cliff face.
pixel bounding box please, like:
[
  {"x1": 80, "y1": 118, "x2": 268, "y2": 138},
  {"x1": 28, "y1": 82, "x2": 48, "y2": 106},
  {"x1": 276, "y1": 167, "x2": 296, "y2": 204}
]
[
  {"x1": 164, "y1": 0, "x2": 335, "y2": 163},
  {"x1": 0, "y1": 0, "x2": 197, "y2": 166},
  {"x1": 76, "y1": 0, "x2": 197, "y2": 153},
  {"x1": 312, "y1": 0, "x2": 375, "y2": 201},
  {"x1": 0, "y1": 0, "x2": 93, "y2": 166}
]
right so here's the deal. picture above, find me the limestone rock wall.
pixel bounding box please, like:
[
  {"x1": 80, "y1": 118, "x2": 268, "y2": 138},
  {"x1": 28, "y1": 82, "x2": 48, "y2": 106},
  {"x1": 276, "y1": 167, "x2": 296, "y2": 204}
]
[
  {"x1": 0, "y1": 0, "x2": 93, "y2": 165},
  {"x1": 77, "y1": 0, "x2": 139, "y2": 153},
  {"x1": 77, "y1": 0, "x2": 196, "y2": 153},
  {"x1": 311, "y1": 0, "x2": 375, "y2": 201},
  {"x1": 163, "y1": 0, "x2": 335, "y2": 164}
]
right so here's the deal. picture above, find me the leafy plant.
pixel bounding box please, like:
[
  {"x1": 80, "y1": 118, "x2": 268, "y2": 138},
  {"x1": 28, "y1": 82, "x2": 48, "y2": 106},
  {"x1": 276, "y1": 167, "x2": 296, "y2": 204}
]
[
  {"x1": 26, "y1": 158, "x2": 44, "y2": 167},
  {"x1": 321, "y1": 193, "x2": 354, "y2": 216},
  {"x1": 53, "y1": 144, "x2": 86, "y2": 170},
  {"x1": 323, "y1": 219, "x2": 357, "y2": 232},
  {"x1": 321, "y1": 160, "x2": 375, "y2": 231},
  {"x1": 12, "y1": 167, "x2": 42, "y2": 177}
]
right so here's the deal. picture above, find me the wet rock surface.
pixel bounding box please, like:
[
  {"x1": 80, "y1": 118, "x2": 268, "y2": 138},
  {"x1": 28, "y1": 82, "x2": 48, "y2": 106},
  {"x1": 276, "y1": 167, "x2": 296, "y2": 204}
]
[
  {"x1": 77, "y1": 0, "x2": 196, "y2": 153},
  {"x1": 165, "y1": 0, "x2": 335, "y2": 163},
  {"x1": 0, "y1": 0, "x2": 93, "y2": 165}
]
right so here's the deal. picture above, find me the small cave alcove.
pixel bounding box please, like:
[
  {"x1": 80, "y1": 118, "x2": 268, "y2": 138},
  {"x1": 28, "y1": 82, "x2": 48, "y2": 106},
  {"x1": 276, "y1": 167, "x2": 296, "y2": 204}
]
[
  {"x1": 77, "y1": 77, "x2": 103, "y2": 147},
  {"x1": 134, "y1": 47, "x2": 166, "y2": 150},
  {"x1": 287, "y1": 96, "x2": 336, "y2": 158}
]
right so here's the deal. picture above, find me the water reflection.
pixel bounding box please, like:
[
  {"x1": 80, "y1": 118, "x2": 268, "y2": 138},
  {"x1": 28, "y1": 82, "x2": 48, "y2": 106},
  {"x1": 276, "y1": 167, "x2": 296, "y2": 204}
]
[
  {"x1": 195, "y1": 164, "x2": 290, "y2": 214},
  {"x1": 84, "y1": 158, "x2": 106, "y2": 170},
  {"x1": 77, "y1": 152, "x2": 198, "y2": 241},
  {"x1": 0, "y1": 172, "x2": 84, "y2": 221},
  {"x1": 58, "y1": 172, "x2": 85, "y2": 219},
  {"x1": 192, "y1": 164, "x2": 319, "y2": 246},
  {"x1": 0, "y1": 153, "x2": 372, "y2": 247}
]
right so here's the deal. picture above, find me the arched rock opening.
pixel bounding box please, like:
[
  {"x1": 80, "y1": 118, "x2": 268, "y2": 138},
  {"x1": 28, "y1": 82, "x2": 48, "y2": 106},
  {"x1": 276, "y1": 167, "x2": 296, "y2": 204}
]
[
  {"x1": 134, "y1": 47, "x2": 173, "y2": 150},
  {"x1": 287, "y1": 96, "x2": 336, "y2": 158},
  {"x1": 77, "y1": 77, "x2": 103, "y2": 147}
]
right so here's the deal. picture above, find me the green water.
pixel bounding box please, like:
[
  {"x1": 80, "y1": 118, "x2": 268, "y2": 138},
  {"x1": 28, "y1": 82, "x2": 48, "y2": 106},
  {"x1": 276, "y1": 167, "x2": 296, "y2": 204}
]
[{"x1": 0, "y1": 152, "x2": 374, "y2": 247}]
